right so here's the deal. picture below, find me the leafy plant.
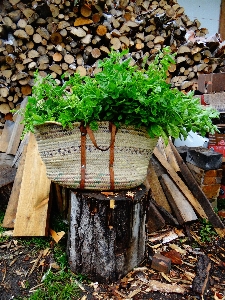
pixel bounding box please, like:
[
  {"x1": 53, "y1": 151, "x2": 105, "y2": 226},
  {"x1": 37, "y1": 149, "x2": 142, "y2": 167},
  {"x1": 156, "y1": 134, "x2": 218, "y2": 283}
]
[
  {"x1": 199, "y1": 218, "x2": 217, "y2": 242},
  {"x1": 17, "y1": 47, "x2": 219, "y2": 143}
]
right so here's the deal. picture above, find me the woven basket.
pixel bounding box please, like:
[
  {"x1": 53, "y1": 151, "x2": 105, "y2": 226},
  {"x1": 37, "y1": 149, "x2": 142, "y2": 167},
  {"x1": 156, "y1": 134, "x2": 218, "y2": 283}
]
[{"x1": 34, "y1": 121, "x2": 158, "y2": 190}]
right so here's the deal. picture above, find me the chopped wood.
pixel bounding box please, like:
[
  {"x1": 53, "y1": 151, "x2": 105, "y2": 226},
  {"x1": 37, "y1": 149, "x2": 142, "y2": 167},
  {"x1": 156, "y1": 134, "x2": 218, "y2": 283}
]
[
  {"x1": 64, "y1": 54, "x2": 75, "y2": 64},
  {"x1": 81, "y1": 5, "x2": 92, "y2": 17},
  {"x1": 74, "y1": 17, "x2": 93, "y2": 26},
  {"x1": 192, "y1": 255, "x2": 212, "y2": 295},
  {"x1": 50, "y1": 32, "x2": 63, "y2": 45},
  {"x1": 53, "y1": 52, "x2": 63, "y2": 62},
  {"x1": 151, "y1": 253, "x2": 171, "y2": 273},
  {"x1": 96, "y1": 25, "x2": 107, "y2": 36},
  {"x1": 137, "y1": 277, "x2": 188, "y2": 294}
]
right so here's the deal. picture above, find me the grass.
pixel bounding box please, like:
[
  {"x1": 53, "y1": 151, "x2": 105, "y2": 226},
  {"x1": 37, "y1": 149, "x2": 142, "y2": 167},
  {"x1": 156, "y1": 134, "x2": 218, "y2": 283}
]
[
  {"x1": 0, "y1": 207, "x2": 83, "y2": 300},
  {"x1": 28, "y1": 269, "x2": 81, "y2": 300}
]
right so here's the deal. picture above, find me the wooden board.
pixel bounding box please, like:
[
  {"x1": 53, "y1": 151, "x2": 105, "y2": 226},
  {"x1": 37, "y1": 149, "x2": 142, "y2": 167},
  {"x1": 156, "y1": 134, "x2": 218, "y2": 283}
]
[
  {"x1": 6, "y1": 97, "x2": 28, "y2": 155},
  {"x1": 2, "y1": 144, "x2": 28, "y2": 228},
  {"x1": 169, "y1": 141, "x2": 225, "y2": 236},
  {"x1": 0, "y1": 153, "x2": 15, "y2": 167},
  {"x1": 160, "y1": 174, "x2": 197, "y2": 224},
  {"x1": 153, "y1": 147, "x2": 207, "y2": 219},
  {"x1": 12, "y1": 133, "x2": 51, "y2": 236},
  {"x1": 164, "y1": 139, "x2": 180, "y2": 173},
  {"x1": 0, "y1": 166, "x2": 17, "y2": 189},
  {"x1": 146, "y1": 158, "x2": 172, "y2": 213},
  {"x1": 0, "y1": 120, "x2": 14, "y2": 153}
]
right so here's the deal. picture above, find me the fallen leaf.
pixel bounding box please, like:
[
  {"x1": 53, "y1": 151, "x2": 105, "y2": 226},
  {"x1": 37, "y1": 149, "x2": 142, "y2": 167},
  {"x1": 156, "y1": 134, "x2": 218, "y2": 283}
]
[{"x1": 49, "y1": 228, "x2": 65, "y2": 243}]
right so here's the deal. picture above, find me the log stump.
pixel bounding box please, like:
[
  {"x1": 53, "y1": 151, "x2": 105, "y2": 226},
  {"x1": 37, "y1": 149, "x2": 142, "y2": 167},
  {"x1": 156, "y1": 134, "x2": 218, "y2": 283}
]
[{"x1": 68, "y1": 185, "x2": 148, "y2": 283}]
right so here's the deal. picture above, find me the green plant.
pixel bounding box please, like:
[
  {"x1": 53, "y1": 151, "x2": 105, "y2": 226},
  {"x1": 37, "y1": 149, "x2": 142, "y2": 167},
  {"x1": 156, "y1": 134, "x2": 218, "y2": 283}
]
[
  {"x1": 28, "y1": 269, "x2": 80, "y2": 300},
  {"x1": 17, "y1": 47, "x2": 219, "y2": 144},
  {"x1": 199, "y1": 218, "x2": 217, "y2": 242}
]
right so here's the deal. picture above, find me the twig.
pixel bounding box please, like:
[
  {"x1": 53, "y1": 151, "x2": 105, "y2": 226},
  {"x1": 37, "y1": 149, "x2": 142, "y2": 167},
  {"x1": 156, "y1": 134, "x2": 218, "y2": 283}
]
[{"x1": 26, "y1": 250, "x2": 43, "y2": 278}]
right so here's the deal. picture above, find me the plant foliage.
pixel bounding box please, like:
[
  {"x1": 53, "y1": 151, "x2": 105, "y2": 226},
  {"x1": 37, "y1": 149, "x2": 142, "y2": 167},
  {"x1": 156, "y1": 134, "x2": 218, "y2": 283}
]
[{"x1": 18, "y1": 47, "x2": 219, "y2": 143}]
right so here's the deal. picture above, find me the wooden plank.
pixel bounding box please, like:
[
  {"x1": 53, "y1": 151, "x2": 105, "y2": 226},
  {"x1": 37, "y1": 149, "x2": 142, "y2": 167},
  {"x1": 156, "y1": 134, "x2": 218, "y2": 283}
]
[
  {"x1": 0, "y1": 153, "x2": 15, "y2": 167},
  {"x1": 6, "y1": 97, "x2": 28, "y2": 155},
  {"x1": 153, "y1": 147, "x2": 207, "y2": 219},
  {"x1": 0, "y1": 166, "x2": 17, "y2": 188},
  {"x1": 164, "y1": 139, "x2": 180, "y2": 173},
  {"x1": 12, "y1": 133, "x2": 51, "y2": 236},
  {"x1": 0, "y1": 120, "x2": 14, "y2": 153},
  {"x1": 219, "y1": 0, "x2": 225, "y2": 41},
  {"x1": 2, "y1": 143, "x2": 28, "y2": 228},
  {"x1": 146, "y1": 158, "x2": 172, "y2": 213},
  {"x1": 169, "y1": 140, "x2": 225, "y2": 236},
  {"x1": 160, "y1": 174, "x2": 197, "y2": 224},
  {"x1": 12, "y1": 133, "x2": 29, "y2": 168},
  {"x1": 146, "y1": 201, "x2": 166, "y2": 233}
]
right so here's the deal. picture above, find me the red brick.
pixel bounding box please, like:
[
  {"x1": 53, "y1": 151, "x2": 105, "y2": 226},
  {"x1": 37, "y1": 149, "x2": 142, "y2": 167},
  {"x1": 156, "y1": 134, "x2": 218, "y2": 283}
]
[
  {"x1": 202, "y1": 184, "x2": 221, "y2": 199},
  {"x1": 203, "y1": 176, "x2": 219, "y2": 185},
  {"x1": 205, "y1": 169, "x2": 223, "y2": 177}
]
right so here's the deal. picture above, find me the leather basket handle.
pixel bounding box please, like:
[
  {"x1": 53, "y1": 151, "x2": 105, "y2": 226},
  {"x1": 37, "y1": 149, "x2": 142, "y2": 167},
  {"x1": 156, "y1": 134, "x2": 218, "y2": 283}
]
[{"x1": 86, "y1": 123, "x2": 117, "y2": 151}]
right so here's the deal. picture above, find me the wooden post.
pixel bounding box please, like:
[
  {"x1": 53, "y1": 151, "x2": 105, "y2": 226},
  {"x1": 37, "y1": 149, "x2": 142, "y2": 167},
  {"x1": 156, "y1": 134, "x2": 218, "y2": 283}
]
[{"x1": 68, "y1": 185, "x2": 148, "y2": 283}]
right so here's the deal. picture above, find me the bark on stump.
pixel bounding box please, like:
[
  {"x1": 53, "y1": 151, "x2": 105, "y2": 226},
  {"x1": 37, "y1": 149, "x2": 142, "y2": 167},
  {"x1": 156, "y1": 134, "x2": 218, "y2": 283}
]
[{"x1": 68, "y1": 185, "x2": 148, "y2": 283}]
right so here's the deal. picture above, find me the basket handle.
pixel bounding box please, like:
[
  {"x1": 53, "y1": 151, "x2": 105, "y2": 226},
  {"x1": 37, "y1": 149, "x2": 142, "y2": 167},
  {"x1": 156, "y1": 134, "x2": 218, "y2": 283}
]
[{"x1": 86, "y1": 123, "x2": 117, "y2": 151}]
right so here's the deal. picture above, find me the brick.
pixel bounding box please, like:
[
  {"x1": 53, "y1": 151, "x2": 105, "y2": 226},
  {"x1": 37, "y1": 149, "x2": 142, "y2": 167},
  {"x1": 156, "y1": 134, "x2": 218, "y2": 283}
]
[
  {"x1": 203, "y1": 176, "x2": 220, "y2": 185},
  {"x1": 202, "y1": 184, "x2": 221, "y2": 199},
  {"x1": 151, "y1": 253, "x2": 171, "y2": 274},
  {"x1": 205, "y1": 169, "x2": 223, "y2": 177}
]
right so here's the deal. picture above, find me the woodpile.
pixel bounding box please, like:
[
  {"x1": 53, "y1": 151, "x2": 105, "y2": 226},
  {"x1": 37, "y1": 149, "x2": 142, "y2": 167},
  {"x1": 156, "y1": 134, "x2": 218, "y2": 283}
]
[{"x1": 0, "y1": 0, "x2": 225, "y2": 132}]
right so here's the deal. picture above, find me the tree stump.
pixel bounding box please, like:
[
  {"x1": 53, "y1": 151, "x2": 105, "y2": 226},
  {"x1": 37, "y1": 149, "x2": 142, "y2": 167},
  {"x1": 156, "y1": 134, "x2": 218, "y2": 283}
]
[{"x1": 68, "y1": 185, "x2": 148, "y2": 283}]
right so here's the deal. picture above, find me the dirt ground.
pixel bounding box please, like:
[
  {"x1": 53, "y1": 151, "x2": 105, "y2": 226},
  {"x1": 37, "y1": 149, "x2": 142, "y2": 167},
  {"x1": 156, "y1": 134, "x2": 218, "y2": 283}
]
[{"x1": 1, "y1": 212, "x2": 225, "y2": 300}]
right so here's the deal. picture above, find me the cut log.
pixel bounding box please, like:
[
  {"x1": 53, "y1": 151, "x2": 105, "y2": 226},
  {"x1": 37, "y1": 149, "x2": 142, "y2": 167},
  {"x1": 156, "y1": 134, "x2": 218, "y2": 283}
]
[{"x1": 68, "y1": 185, "x2": 148, "y2": 283}]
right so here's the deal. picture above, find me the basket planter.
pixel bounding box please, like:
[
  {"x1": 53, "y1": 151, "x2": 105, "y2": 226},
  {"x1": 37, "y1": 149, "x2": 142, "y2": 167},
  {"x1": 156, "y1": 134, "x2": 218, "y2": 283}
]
[{"x1": 34, "y1": 121, "x2": 158, "y2": 190}]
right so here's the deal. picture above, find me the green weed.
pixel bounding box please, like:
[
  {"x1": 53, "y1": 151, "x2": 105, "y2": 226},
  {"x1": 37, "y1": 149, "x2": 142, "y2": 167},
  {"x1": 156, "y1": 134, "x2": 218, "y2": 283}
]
[{"x1": 199, "y1": 219, "x2": 217, "y2": 242}]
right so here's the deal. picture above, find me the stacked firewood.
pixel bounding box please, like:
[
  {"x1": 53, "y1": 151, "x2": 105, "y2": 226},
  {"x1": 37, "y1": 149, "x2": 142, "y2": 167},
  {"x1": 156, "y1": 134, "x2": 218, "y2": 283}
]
[{"x1": 0, "y1": 0, "x2": 225, "y2": 125}]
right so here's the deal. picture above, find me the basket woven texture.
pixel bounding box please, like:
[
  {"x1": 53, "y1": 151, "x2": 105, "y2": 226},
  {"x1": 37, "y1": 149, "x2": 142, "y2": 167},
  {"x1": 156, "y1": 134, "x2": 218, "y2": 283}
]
[{"x1": 34, "y1": 121, "x2": 158, "y2": 190}]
